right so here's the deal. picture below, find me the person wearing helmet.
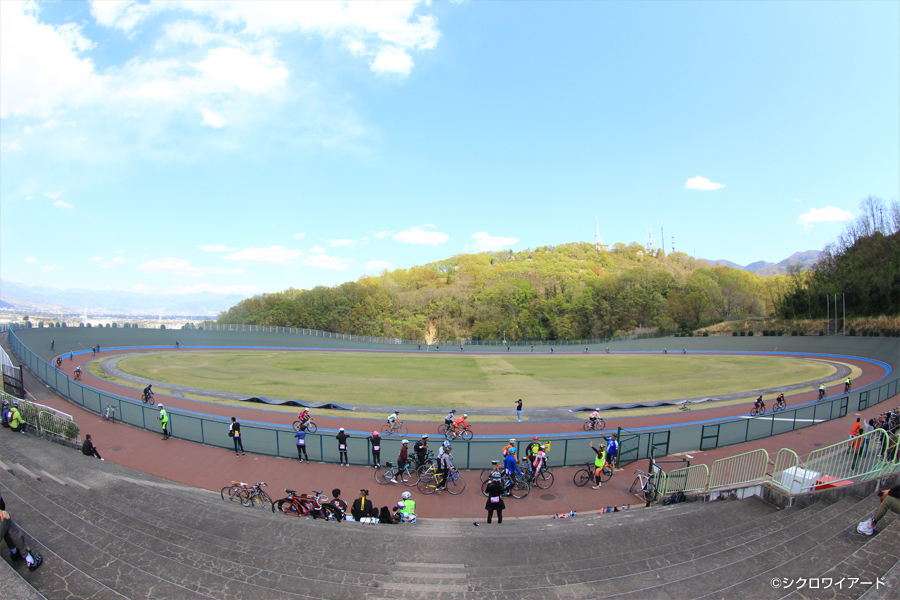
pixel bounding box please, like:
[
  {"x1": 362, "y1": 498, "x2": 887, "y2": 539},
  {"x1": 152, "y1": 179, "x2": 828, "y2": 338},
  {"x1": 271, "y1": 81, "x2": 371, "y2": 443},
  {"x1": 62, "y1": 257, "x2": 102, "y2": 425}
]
[
  {"x1": 531, "y1": 445, "x2": 548, "y2": 480},
  {"x1": 502, "y1": 438, "x2": 517, "y2": 457},
  {"x1": 8, "y1": 401, "x2": 26, "y2": 435},
  {"x1": 368, "y1": 431, "x2": 382, "y2": 469},
  {"x1": 1, "y1": 399, "x2": 10, "y2": 428},
  {"x1": 336, "y1": 427, "x2": 350, "y2": 467},
  {"x1": 451, "y1": 413, "x2": 468, "y2": 437},
  {"x1": 393, "y1": 490, "x2": 417, "y2": 523},
  {"x1": 503, "y1": 444, "x2": 522, "y2": 492},
  {"x1": 157, "y1": 404, "x2": 169, "y2": 440},
  {"x1": 589, "y1": 408, "x2": 601, "y2": 428},
  {"x1": 444, "y1": 409, "x2": 456, "y2": 431},
  {"x1": 525, "y1": 436, "x2": 541, "y2": 462},
  {"x1": 413, "y1": 434, "x2": 429, "y2": 469},
  {"x1": 393, "y1": 440, "x2": 410, "y2": 483},
  {"x1": 589, "y1": 440, "x2": 608, "y2": 489},
  {"x1": 387, "y1": 410, "x2": 401, "y2": 434},
  {"x1": 437, "y1": 442, "x2": 453, "y2": 491}
]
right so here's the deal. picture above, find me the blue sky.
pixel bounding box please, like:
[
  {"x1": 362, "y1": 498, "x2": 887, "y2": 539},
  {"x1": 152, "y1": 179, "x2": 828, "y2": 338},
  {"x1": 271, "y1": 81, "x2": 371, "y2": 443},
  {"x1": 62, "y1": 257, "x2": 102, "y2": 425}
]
[{"x1": 1, "y1": 1, "x2": 897, "y2": 298}]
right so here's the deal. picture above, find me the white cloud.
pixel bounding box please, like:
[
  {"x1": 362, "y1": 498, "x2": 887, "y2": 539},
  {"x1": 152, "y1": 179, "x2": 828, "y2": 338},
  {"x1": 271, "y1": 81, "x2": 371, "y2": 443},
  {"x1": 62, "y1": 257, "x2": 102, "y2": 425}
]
[
  {"x1": 25, "y1": 256, "x2": 38, "y2": 263},
  {"x1": 374, "y1": 230, "x2": 392, "y2": 239},
  {"x1": 53, "y1": 199, "x2": 74, "y2": 209},
  {"x1": 198, "y1": 106, "x2": 227, "y2": 128},
  {"x1": 310, "y1": 245, "x2": 326, "y2": 253},
  {"x1": 294, "y1": 232, "x2": 306, "y2": 239},
  {"x1": 167, "y1": 283, "x2": 258, "y2": 295},
  {"x1": 798, "y1": 206, "x2": 854, "y2": 230},
  {"x1": 41, "y1": 264, "x2": 58, "y2": 273},
  {"x1": 1, "y1": 138, "x2": 23, "y2": 152},
  {"x1": 1, "y1": 2, "x2": 100, "y2": 118},
  {"x1": 198, "y1": 244, "x2": 239, "y2": 253},
  {"x1": 364, "y1": 260, "x2": 394, "y2": 272},
  {"x1": 327, "y1": 238, "x2": 356, "y2": 248},
  {"x1": 137, "y1": 257, "x2": 245, "y2": 277},
  {"x1": 301, "y1": 254, "x2": 354, "y2": 271},
  {"x1": 370, "y1": 46, "x2": 414, "y2": 76},
  {"x1": 43, "y1": 191, "x2": 63, "y2": 200},
  {"x1": 470, "y1": 232, "x2": 519, "y2": 252},
  {"x1": 90, "y1": 0, "x2": 163, "y2": 33},
  {"x1": 223, "y1": 245, "x2": 303, "y2": 265},
  {"x1": 393, "y1": 226, "x2": 449, "y2": 246},
  {"x1": 685, "y1": 176, "x2": 725, "y2": 191}
]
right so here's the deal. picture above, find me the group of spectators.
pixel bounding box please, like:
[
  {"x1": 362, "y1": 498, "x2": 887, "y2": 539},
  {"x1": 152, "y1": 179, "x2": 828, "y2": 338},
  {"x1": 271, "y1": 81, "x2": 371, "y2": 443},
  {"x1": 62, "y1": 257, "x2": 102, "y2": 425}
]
[{"x1": 0, "y1": 399, "x2": 27, "y2": 434}]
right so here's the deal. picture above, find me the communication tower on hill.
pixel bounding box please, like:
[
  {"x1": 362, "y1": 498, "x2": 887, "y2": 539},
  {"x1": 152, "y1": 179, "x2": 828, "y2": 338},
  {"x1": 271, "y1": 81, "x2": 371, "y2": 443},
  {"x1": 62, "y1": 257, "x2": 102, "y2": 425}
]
[{"x1": 594, "y1": 218, "x2": 608, "y2": 251}]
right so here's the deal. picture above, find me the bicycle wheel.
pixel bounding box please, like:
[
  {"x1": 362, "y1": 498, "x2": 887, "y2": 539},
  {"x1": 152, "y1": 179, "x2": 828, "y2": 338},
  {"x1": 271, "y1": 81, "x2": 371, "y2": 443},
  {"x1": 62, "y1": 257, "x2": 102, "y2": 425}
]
[
  {"x1": 250, "y1": 491, "x2": 272, "y2": 508},
  {"x1": 396, "y1": 425, "x2": 408, "y2": 436},
  {"x1": 221, "y1": 485, "x2": 241, "y2": 502},
  {"x1": 437, "y1": 423, "x2": 449, "y2": 435},
  {"x1": 459, "y1": 429, "x2": 473, "y2": 441},
  {"x1": 292, "y1": 421, "x2": 302, "y2": 431},
  {"x1": 629, "y1": 476, "x2": 642, "y2": 495},
  {"x1": 400, "y1": 467, "x2": 419, "y2": 486},
  {"x1": 599, "y1": 466, "x2": 613, "y2": 483},
  {"x1": 445, "y1": 474, "x2": 466, "y2": 495},
  {"x1": 374, "y1": 467, "x2": 395, "y2": 485},
  {"x1": 598, "y1": 418, "x2": 606, "y2": 430},
  {"x1": 574, "y1": 468, "x2": 593, "y2": 487},
  {"x1": 417, "y1": 475, "x2": 439, "y2": 495},
  {"x1": 749, "y1": 408, "x2": 759, "y2": 417},
  {"x1": 273, "y1": 498, "x2": 293, "y2": 514},
  {"x1": 480, "y1": 480, "x2": 490, "y2": 497},
  {"x1": 534, "y1": 470, "x2": 554, "y2": 489},
  {"x1": 643, "y1": 482, "x2": 656, "y2": 502},
  {"x1": 510, "y1": 479, "x2": 530, "y2": 499},
  {"x1": 380, "y1": 424, "x2": 394, "y2": 435},
  {"x1": 240, "y1": 490, "x2": 253, "y2": 507},
  {"x1": 480, "y1": 469, "x2": 492, "y2": 483},
  {"x1": 582, "y1": 421, "x2": 593, "y2": 431},
  {"x1": 305, "y1": 421, "x2": 318, "y2": 434}
]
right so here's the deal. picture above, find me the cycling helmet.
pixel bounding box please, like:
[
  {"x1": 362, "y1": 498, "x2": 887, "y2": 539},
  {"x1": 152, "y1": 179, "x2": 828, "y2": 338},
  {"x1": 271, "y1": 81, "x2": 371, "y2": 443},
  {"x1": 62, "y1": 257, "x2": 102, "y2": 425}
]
[
  {"x1": 509, "y1": 438, "x2": 516, "y2": 443},
  {"x1": 539, "y1": 445, "x2": 547, "y2": 451},
  {"x1": 1, "y1": 399, "x2": 7, "y2": 406},
  {"x1": 12, "y1": 400, "x2": 19, "y2": 407},
  {"x1": 451, "y1": 409, "x2": 456, "y2": 413},
  {"x1": 158, "y1": 403, "x2": 164, "y2": 408},
  {"x1": 532, "y1": 436, "x2": 539, "y2": 441},
  {"x1": 401, "y1": 491, "x2": 411, "y2": 500},
  {"x1": 422, "y1": 434, "x2": 429, "y2": 438},
  {"x1": 402, "y1": 439, "x2": 409, "y2": 444},
  {"x1": 339, "y1": 427, "x2": 345, "y2": 431},
  {"x1": 372, "y1": 431, "x2": 378, "y2": 436},
  {"x1": 596, "y1": 408, "x2": 601, "y2": 412},
  {"x1": 463, "y1": 414, "x2": 468, "y2": 418},
  {"x1": 443, "y1": 440, "x2": 451, "y2": 449}
]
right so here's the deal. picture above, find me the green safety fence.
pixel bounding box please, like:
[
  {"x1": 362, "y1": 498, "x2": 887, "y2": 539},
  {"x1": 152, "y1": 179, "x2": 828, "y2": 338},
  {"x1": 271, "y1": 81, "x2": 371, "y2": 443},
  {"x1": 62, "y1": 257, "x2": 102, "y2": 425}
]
[{"x1": 708, "y1": 448, "x2": 770, "y2": 489}]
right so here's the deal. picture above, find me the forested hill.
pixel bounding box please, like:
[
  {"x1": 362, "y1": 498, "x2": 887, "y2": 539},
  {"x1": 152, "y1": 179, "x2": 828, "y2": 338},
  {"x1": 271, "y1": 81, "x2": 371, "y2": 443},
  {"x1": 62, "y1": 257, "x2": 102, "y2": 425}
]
[{"x1": 218, "y1": 242, "x2": 786, "y2": 342}]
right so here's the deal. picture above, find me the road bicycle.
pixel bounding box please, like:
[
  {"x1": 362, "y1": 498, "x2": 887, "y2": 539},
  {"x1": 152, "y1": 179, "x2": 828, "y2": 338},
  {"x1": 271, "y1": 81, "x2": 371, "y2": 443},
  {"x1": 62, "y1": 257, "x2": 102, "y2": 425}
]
[
  {"x1": 583, "y1": 417, "x2": 606, "y2": 431},
  {"x1": 773, "y1": 398, "x2": 787, "y2": 413},
  {"x1": 818, "y1": 388, "x2": 826, "y2": 401},
  {"x1": 523, "y1": 463, "x2": 554, "y2": 489},
  {"x1": 480, "y1": 469, "x2": 529, "y2": 499},
  {"x1": 573, "y1": 461, "x2": 613, "y2": 487},
  {"x1": 142, "y1": 390, "x2": 154, "y2": 404},
  {"x1": 381, "y1": 421, "x2": 408, "y2": 436},
  {"x1": 292, "y1": 418, "x2": 318, "y2": 433},
  {"x1": 629, "y1": 469, "x2": 657, "y2": 501},
  {"x1": 750, "y1": 404, "x2": 766, "y2": 417},
  {"x1": 417, "y1": 464, "x2": 466, "y2": 495},
  {"x1": 444, "y1": 426, "x2": 473, "y2": 441},
  {"x1": 101, "y1": 405, "x2": 116, "y2": 423},
  {"x1": 272, "y1": 489, "x2": 335, "y2": 519},
  {"x1": 221, "y1": 481, "x2": 271, "y2": 508},
  {"x1": 414, "y1": 451, "x2": 436, "y2": 476},
  {"x1": 845, "y1": 382, "x2": 851, "y2": 393},
  {"x1": 374, "y1": 461, "x2": 419, "y2": 486}
]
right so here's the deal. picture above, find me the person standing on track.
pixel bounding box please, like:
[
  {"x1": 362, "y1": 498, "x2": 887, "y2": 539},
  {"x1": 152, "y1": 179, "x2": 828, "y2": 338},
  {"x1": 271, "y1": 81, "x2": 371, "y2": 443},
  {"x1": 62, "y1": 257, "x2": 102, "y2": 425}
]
[
  {"x1": 158, "y1": 404, "x2": 170, "y2": 440},
  {"x1": 229, "y1": 417, "x2": 245, "y2": 457},
  {"x1": 438, "y1": 443, "x2": 453, "y2": 491},
  {"x1": 294, "y1": 424, "x2": 309, "y2": 462},
  {"x1": 413, "y1": 434, "x2": 429, "y2": 468},
  {"x1": 336, "y1": 427, "x2": 350, "y2": 467},
  {"x1": 485, "y1": 474, "x2": 505, "y2": 523},
  {"x1": 516, "y1": 399, "x2": 523, "y2": 422},
  {"x1": 393, "y1": 440, "x2": 410, "y2": 483},
  {"x1": 605, "y1": 434, "x2": 618, "y2": 466},
  {"x1": 589, "y1": 441, "x2": 607, "y2": 490},
  {"x1": 368, "y1": 431, "x2": 382, "y2": 468}
]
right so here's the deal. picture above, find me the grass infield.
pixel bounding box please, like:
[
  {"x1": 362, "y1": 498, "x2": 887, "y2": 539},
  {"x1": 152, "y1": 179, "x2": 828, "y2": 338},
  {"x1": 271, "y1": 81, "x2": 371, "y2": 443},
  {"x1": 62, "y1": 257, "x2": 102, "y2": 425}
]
[{"x1": 113, "y1": 351, "x2": 835, "y2": 409}]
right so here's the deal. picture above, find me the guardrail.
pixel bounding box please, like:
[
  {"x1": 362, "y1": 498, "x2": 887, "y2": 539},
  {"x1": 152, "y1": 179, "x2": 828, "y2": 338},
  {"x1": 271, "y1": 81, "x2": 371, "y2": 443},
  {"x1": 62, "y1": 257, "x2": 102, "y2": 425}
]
[
  {"x1": 7, "y1": 326, "x2": 900, "y2": 470},
  {"x1": 708, "y1": 448, "x2": 769, "y2": 489},
  {"x1": 0, "y1": 392, "x2": 80, "y2": 442}
]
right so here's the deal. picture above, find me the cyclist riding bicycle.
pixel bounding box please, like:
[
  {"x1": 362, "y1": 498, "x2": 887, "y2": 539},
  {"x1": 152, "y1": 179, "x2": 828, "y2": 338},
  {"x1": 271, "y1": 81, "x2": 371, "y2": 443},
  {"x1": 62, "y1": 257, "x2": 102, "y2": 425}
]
[
  {"x1": 73, "y1": 366, "x2": 82, "y2": 381},
  {"x1": 142, "y1": 385, "x2": 154, "y2": 403},
  {"x1": 754, "y1": 395, "x2": 765, "y2": 411},
  {"x1": 387, "y1": 411, "x2": 401, "y2": 431},
  {"x1": 845, "y1": 378, "x2": 851, "y2": 393},
  {"x1": 297, "y1": 408, "x2": 311, "y2": 424},
  {"x1": 589, "y1": 409, "x2": 601, "y2": 427},
  {"x1": 775, "y1": 393, "x2": 786, "y2": 408},
  {"x1": 503, "y1": 449, "x2": 522, "y2": 494},
  {"x1": 531, "y1": 445, "x2": 548, "y2": 478},
  {"x1": 444, "y1": 409, "x2": 456, "y2": 430},
  {"x1": 818, "y1": 384, "x2": 826, "y2": 400},
  {"x1": 449, "y1": 413, "x2": 468, "y2": 436}
]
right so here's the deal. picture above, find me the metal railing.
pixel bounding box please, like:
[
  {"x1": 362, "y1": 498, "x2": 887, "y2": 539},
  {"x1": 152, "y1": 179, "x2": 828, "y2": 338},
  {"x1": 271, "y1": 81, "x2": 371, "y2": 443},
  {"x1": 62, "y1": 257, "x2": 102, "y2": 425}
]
[{"x1": 708, "y1": 448, "x2": 769, "y2": 489}]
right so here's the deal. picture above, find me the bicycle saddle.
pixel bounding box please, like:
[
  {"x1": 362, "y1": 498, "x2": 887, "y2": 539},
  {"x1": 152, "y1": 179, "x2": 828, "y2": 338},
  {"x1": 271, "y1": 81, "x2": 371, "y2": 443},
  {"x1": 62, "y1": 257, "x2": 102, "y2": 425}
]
[
  {"x1": 385, "y1": 462, "x2": 394, "y2": 467},
  {"x1": 285, "y1": 489, "x2": 296, "y2": 494},
  {"x1": 312, "y1": 490, "x2": 323, "y2": 495}
]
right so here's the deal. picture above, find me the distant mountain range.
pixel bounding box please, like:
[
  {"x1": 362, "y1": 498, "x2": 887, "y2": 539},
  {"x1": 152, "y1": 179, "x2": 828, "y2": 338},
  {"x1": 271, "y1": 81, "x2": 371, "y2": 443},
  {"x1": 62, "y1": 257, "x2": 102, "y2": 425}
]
[
  {"x1": 705, "y1": 250, "x2": 822, "y2": 276},
  {"x1": 0, "y1": 279, "x2": 247, "y2": 317}
]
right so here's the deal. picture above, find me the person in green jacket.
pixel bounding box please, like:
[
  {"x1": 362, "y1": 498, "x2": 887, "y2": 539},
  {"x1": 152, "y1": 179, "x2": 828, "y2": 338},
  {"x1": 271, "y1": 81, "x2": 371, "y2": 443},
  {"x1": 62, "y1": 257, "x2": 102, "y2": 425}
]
[
  {"x1": 9, "y1": 401, "x2": 26, "y2": 434},
  {"x1": 392, "y1": 491, "x2": 417, "y2": 523},
  {"x1": 158, "y1": 404, "x2": 170, "y2": 440}
]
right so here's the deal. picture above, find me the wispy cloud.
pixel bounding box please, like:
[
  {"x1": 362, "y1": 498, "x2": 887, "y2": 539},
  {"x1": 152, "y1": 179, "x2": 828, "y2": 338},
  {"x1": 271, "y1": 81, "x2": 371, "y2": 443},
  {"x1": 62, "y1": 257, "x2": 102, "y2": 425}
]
[
  {"x1": 25, "y1": 256, "x2": 38, "y2": 263},
  {"x1": 53, "y1": 199, "x2": 74, "y2": 209},
  {"x1": 327, "y1": 238, "x2": 356, "y2": 248},
  {"x1": 364, "y1": 260, "x2": 394, "y2": 273},
  {"x1": 470, "y1": 232, "x2": 519, "y2": 252},
  {"x1": 685, "y1": 176, "x2": 725, "y2": 191},
  {"x1": 41, "y1": 264, "x2": 58, "y2": 273},
  {"x1": 137, "y1": 257, "x2": 245, "y2": 277},
  {"x1": 301, "y1": 254, "x2": 354, "y2": 270},
  {"x1": 294, "y1": 232, "x2": 306, "y2": 240},
  {"x1": 798, "y1": 206, "x2": 854, "y2": 230},
  {"x1": 223, "y1": 245, "x2": 303, "y2": 265},
  {"x1": 374, "y1": 230, "x2": 392, "y2": 239},
  {"x1": 393, "y1": 226, "x2": 449, "y2": 246},
  {"x1": 43, "y1": 191, "x2": 63, "y2": 200}
]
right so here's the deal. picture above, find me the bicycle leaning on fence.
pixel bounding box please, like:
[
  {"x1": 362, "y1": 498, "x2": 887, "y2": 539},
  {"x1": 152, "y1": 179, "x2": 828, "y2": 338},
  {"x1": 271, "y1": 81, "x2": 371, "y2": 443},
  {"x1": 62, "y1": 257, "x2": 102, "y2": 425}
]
[
  {"x1": 629, "y1": 469, "x2": 657, "y2": 501},
  {"x1": 101, "y1": 405, "x2": 116, "y2": 423}
]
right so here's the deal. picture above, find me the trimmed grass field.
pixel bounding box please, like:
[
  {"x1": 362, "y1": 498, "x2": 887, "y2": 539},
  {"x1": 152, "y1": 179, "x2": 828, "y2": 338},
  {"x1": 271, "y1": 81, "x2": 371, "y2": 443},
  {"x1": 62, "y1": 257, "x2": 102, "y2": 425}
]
[{"x1": 114, "y1": 351, "x2": 836, "y2": 408}]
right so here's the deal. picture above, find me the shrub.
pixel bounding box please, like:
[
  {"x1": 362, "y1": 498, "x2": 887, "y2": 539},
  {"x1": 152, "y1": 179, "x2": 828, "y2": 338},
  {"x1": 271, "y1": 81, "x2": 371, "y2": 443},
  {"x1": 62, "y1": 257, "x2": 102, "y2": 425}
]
[
  {"x1": 849, "y1": 328, "x2": 856, "y2": 336},
  {"x1": 732, "y1": 331, "x2": 738, "y2": 336},
  {"x1": 791, "y1": 330, "x2": 798, "y2": 336},
  {"x1": 703, "y1": 331, "x2": 709, "y2": 337},
  {"x1": 748, "y1": 331, "x2": 754, "y2": 336}
]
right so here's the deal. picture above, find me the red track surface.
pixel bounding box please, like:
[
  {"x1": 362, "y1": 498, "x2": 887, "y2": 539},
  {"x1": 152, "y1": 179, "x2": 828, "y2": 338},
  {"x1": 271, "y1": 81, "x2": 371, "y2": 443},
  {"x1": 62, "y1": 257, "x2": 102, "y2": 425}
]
[{"x1": 19, "y1": 347, "x2": 896, "y2": 520}]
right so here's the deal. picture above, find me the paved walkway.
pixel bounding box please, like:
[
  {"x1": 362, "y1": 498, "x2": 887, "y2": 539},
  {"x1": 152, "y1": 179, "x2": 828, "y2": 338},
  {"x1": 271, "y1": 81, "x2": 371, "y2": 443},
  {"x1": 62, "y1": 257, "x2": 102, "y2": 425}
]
[{"x1": 8, "y1": 333, "x2": 899, "y2": 519}]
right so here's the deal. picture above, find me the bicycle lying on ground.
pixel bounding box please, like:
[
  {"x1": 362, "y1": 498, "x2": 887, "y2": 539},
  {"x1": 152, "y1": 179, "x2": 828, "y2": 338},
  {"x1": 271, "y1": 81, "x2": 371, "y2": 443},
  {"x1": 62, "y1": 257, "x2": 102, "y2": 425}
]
[
  {"x1": 292, "y1": 419, "x2": 318, "y2": 433},
  {"x1": 630, "y1": 469, "x2": 656, "y2": 501},
  {"x1": 221, "y1": 481, "x2": 271, "y2": 508},
  {"x1": 573, "y1": 461, "x2": 613, "y2": 487},
  {"x1": 375, "y1": 461, "x2": 419, "y2": 486},
  {"x1": 272, "y1": 489, "x2": 335, "y2": 519}
]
